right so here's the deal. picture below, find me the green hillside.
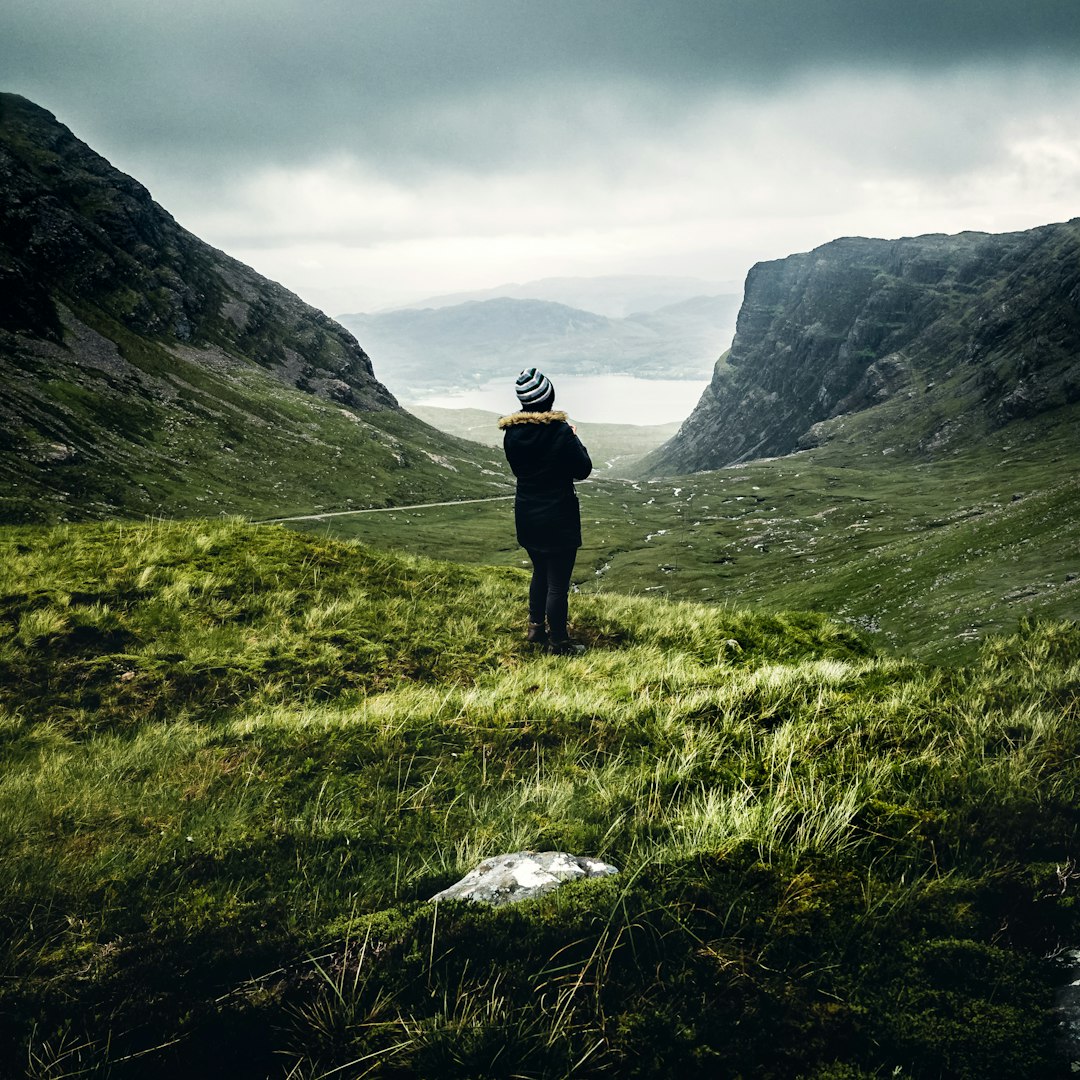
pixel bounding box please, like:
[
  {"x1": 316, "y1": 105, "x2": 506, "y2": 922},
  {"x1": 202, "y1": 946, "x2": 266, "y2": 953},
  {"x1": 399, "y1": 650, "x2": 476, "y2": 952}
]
[
  {"x1": 0, "y1": 339, "x2": 512, "y2": 524},
  {"x1": 296, "y1": 408, "x2": 1080, "y2": 663},
  {"x1": 0, "y1": 93, "x2": 508, "y2": 524},
  {"x1": 2, "y1": 519, "x2": 1077, "y2": 1077}
]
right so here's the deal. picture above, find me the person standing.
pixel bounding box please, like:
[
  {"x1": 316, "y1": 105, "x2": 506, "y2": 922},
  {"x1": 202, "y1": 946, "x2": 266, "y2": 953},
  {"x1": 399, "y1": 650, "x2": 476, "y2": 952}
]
[{"x1": 499, "y1": 368, "x2": 592, "y2": 654}]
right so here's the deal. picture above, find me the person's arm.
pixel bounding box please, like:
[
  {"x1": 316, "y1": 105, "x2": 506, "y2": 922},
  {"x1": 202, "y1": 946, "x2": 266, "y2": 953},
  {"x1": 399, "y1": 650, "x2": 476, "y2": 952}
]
[{"x1": 565, "y1": 425, "x2": 592, "y2": 481}]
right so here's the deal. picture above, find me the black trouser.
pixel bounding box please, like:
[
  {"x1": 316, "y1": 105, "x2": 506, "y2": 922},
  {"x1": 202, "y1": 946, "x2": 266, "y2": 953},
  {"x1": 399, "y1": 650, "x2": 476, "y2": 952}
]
[{"x1": 526, "y1": 547, "x2": 577, "y2": 641}]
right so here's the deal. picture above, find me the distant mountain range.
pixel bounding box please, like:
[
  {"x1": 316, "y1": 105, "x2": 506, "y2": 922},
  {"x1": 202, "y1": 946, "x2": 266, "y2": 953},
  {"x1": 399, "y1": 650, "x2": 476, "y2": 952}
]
[
  {"x1": 0, "y1": 93, "x2": 507, "y2": 523},
  {"x1": 392, "y1": 274, "x2": 740, "y2": 318},
  {"x1": 338, "y1": 293, "x2": 740, "y2": 399},
  {"x1": 643, "y1": 221, "x2": 1080, "y2": 475},
  {"x1": 6, "y1": 91, "x2": 1078, "y2": 530}
]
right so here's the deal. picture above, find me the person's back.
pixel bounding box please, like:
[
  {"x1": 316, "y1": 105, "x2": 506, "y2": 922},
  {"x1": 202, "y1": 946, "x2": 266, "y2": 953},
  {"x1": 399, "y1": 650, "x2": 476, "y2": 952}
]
[
  {"x1": 498, "y1": 369, "x2": 592, "y2": 653},
  {"x1": 501, "y1": 407, "x2": 591, "y2": 548}
]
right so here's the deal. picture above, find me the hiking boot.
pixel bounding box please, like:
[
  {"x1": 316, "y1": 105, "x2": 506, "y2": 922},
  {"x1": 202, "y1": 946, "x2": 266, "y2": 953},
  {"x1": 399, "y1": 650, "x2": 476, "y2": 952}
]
[
  {"x1": 547, "y1": 638, "x2": 585, "y2": 656},
  {"x1": 526, "y1": 622, "x2": 548, "y2": 645}
]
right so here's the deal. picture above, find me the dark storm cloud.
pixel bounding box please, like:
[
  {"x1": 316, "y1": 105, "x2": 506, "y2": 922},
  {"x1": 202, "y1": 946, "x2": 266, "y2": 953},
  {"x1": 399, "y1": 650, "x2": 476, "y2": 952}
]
[
  {"x1": 6, "y1": 0, "x2": 1080, "y2": 314},
  {"x1": 3, "y1": 0, "x2": 1080, "y2": 173}
]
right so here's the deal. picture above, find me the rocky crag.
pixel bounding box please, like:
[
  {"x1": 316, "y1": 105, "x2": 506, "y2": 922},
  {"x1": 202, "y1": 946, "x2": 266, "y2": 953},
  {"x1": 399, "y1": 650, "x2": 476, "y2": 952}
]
[
  {"x1": 0, "y1": 93, "x2": 505, "y2": 521},
  {"x1": 643, "y1": 221, "x2": 1080, "y2": 475}
]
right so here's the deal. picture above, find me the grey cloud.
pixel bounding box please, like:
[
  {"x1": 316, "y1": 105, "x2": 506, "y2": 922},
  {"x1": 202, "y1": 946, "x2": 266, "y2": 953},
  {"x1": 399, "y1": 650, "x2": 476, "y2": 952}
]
[{"x1": 3, "y1": 0, "x2": 1080, "y2": 175}]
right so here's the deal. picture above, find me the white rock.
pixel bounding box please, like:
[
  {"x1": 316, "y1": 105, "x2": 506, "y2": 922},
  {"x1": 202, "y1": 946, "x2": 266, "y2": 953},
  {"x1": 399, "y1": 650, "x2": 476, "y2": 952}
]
[{"x1": 430, "y1": 850, "x2": 618, "y2": 907}]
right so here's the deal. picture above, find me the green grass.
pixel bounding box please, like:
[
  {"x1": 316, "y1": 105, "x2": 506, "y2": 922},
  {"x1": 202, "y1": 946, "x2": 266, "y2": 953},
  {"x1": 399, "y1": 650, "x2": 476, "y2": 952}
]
[
  {"x1": 0, "y1": 325, "x2": 512, "y2": 526},
  {"x1": 1, "y1": 518, "x2": 1078, "y2": 1077},
  {"x1": 322, "y1": 408, "x2": 1079, "y2": 663}
]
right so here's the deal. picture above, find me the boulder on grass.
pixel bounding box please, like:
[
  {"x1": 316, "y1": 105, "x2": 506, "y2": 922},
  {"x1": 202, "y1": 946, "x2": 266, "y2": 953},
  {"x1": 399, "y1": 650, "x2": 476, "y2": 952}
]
[{"x1": 429, "y1": 850, "x2": 618, "y2": 907}]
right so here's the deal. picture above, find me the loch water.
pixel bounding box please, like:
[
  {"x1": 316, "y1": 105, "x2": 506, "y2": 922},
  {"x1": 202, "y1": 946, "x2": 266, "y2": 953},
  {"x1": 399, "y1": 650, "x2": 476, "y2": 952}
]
[{"x1": 405, "y1": 373, "x2": 711, "y2": 426}]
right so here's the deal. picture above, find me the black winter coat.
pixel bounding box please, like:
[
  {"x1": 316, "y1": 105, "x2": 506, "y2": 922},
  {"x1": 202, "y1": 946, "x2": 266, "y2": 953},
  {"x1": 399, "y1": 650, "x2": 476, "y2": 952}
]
[{"x1": 499, "y1": 410, "x2": 592, "y2": 551}]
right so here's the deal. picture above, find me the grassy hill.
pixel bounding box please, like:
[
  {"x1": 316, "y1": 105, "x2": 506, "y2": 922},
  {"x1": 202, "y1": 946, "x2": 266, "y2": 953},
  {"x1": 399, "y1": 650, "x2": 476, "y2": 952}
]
[
  {"x1": 0, "y1": 343, "x2": 513, "y2": 524},
  {"x1": 2, "y1": 518, "x2": 1078, "y2": 1077},
  {"x1": 295, "y1": 408, "x2": 1080, "y2": 664}
]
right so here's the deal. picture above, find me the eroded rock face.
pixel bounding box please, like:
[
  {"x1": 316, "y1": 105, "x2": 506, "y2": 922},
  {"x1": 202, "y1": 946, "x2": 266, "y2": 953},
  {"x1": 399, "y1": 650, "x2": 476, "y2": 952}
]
[
  {"x1": 430, "y1": 851, "x2": 619, "y2": 907},
  {"x1": 0, "y1": 93, "x2": 396, "y2": 413},
  {"x1": 643, "y1": 221, "x2": 1080, "y2": 474},
  {"x1": 0, "y1": 93, "x2": 443, "y2": 522}
]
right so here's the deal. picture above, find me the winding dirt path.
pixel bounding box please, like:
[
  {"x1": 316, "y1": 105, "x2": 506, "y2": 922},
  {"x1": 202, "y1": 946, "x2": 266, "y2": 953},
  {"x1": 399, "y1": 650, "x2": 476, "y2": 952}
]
[{"x1": 259, "y1": 494, "x2": 514, "y2": 524}]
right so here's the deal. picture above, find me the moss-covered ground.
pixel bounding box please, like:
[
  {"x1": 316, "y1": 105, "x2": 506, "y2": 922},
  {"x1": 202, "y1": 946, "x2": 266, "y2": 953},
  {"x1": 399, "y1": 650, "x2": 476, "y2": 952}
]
[{"x1": 2, "y1": 519, "x2": 1078, "y2": 1077}]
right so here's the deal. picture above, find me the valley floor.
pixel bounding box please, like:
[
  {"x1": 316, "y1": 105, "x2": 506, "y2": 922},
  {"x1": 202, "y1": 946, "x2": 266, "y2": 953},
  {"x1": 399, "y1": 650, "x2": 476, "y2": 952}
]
[{"x1": 311, "y1": 414, "x2": 1080, "y2": 664}]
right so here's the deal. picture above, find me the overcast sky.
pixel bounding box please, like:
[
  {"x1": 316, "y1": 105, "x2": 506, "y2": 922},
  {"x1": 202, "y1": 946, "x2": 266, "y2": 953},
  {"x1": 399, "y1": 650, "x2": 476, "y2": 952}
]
[{"x1": 4, "y1": 1, "x2": 1080, "y2": 315}]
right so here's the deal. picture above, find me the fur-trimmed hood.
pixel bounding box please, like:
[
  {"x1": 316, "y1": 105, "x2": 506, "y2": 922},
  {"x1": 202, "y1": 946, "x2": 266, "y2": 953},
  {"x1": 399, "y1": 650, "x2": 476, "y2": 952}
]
[{"x1": 497, "y1": 410, "x2": 568, "y2": 429}]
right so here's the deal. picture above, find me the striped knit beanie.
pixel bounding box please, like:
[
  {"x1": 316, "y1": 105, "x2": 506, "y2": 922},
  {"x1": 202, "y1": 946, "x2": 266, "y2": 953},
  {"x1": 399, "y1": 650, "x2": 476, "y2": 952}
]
[{"x1": 515, "y1": 367, "x2": 554, "y2": 410}]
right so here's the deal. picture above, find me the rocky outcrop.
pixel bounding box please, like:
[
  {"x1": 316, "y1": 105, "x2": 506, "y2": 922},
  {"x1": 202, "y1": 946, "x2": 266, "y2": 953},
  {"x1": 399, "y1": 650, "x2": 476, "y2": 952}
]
[
  {"x1": 643, "y1": 220, "x2": 1080, "y2": 474},
  {"x1": 430, "y1": 851, "x2": 619, "y2": 907},
  {"x1": 0, "y1": 93, "x2": 395, "y2": 411}
]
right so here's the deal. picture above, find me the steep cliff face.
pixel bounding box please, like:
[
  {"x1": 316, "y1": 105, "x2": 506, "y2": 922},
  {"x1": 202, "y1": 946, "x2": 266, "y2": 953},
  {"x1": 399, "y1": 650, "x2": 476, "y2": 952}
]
[
  {"x1": 643, "y1": 221, "x2": 1080, "y2": 475},
  {"x1": 0, "y1": 94, "x2": 506, "y2": 521}
]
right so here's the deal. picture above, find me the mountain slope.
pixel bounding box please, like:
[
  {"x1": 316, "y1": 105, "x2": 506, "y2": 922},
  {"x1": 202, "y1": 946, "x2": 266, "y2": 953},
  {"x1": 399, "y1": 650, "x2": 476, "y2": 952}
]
[
  {"x1": 0, "y1": 93, "x2": 507, "y2": 521},
  {"x1": 643, "y1": 221, "x2": 1080, "y2": 474}
]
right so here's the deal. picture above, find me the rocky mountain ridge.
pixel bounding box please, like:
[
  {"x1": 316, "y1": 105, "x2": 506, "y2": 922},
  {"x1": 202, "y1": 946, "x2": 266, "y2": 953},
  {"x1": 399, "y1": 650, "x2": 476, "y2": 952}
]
[
  {"x1": 0, "y1": 93, "x2": 506, "y2": 521},
  {"x1": 643, "y1": 221, "x2": 1080, "y2": 474},
  {"x1": 0, "y1": 94, "x2": 393, "y2": 410}
]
